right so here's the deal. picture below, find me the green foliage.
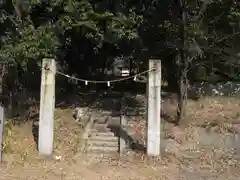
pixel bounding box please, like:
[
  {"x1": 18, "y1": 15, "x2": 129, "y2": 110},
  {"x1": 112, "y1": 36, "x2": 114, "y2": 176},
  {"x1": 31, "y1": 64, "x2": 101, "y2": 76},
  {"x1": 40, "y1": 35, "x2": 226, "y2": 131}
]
[
  {"x1": 0, "y1": 25, "x2": 59, "y2": 66},
  {"x1": 0, "y1": 0, "x2": 139, "y2": 66},
  {"x1": 3, "y1": 120, "x2": 13, "y2": 153},
  {"x1": 0, "y1": 0, "x2": 239, "y2": 92}
]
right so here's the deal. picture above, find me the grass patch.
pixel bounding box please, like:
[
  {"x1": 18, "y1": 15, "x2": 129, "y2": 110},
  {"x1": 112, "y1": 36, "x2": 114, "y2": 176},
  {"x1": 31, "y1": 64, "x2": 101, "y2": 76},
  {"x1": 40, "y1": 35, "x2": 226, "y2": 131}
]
[
  {"x1": 3, "y1": 120, "x2": 13, "y2": 153},
  {"x1": 2, "y1": 108, "x2": 82, "y2": 164},
  {"x1": 186, "y1": 96, "x2": 240, "y2": 127}
]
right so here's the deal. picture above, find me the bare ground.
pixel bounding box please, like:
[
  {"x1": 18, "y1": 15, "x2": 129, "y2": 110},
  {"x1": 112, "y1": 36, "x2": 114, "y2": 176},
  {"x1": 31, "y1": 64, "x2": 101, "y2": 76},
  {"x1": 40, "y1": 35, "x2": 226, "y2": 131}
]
[{"x1": 1, "y1": 96, "x2": 240, "y2": 179}]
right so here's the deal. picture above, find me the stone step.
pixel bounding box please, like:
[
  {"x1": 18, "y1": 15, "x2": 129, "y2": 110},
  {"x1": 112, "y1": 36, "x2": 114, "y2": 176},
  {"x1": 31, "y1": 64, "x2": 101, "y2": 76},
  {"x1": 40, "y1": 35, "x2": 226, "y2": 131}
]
[
  {"x1": 89, "y1": 130, "x2": 115, "y2": 136},
  {"x1": 86, "y1": 151, "x2": 119, "y2": 160},
  {"x1": 90, "y1": 129, "x2": 111, "y2": 133},
  {"x1": 93, "y1": 116, "x2": 110, "y2": 124},
  {"x1": 88, "y1": 134, "x2": 119, "y2": 142},
  {"x1": 110, "y1": 116, "x2": 121, "y2": 120},
  {"x1": 108, "y1": 117, "x2": 121, "y2": 126},
  {"x1": 87, "y1": 145, "x2": 119, "y2": 152},
  {"x1": 92, "y1": 124, "x2": 110, "y2": 131},
  {"x1": 91, "y1": 128, "x2": 110, "y2": 133},
  {"x1": 87, "y1": 139, "x2": 118, "y2": 147}
]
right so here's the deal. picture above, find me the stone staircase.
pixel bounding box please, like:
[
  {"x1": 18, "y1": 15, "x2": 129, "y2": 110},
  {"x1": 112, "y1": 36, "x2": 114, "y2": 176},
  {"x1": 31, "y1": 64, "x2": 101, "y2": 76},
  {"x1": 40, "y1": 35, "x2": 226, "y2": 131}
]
[{"x1": 83, "y1": 114, "x2": 120, "y2": 160}]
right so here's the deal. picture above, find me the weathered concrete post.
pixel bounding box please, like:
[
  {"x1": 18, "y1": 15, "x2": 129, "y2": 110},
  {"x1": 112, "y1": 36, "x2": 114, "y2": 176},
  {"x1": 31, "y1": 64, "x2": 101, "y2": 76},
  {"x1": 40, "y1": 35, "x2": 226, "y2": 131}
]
[
  {"x1": 0, "y1": 106, "x2": 4, "y2": 162},
  {"x1": 147, "y1": 59, "x2": 161, "y2": 156},
  {"x1": 39, "y1": 58, "x2": 56, "y2": 156},
  {"x1": 119, "y1": 115, "x2": 127, "y2": 152}
]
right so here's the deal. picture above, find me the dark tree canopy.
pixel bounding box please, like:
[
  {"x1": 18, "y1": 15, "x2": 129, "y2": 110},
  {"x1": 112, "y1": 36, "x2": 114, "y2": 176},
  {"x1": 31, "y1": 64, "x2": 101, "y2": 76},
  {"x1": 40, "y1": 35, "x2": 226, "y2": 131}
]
[{"x1": 0, "y1": 0, "x2": 239, "y2": 120}]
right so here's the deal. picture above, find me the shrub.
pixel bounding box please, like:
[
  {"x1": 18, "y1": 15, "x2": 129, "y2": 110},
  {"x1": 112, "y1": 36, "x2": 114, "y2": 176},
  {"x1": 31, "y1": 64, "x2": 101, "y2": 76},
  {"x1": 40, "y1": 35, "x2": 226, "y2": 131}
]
[{"x1": 3, "y1": 120, "x2": 13, "y2": 153}]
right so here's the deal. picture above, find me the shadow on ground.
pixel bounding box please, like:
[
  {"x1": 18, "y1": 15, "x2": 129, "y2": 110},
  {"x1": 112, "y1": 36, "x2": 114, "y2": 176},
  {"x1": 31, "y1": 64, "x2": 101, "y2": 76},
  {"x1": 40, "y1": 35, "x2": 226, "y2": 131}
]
[
  {"x1": 108, "y1": 124, "x2": 146, "y2": 153},
  {"x1": 32, "y1": 121, "x2": 39, "y2": 150}
]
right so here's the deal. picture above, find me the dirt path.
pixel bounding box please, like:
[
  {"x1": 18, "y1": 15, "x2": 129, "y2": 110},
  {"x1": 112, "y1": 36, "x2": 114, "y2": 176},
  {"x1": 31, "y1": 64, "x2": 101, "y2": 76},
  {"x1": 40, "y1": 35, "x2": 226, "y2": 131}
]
[{"x1": 1, "y1": 153, "x2": 240, "y2": 180}]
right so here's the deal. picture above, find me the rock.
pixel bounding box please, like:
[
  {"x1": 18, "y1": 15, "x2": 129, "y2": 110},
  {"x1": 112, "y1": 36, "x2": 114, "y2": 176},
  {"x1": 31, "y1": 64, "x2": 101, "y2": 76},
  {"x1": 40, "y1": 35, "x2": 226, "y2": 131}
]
[
  {"x1": 167, "y1": 126, "x2": 185, "y2": 144},
  {"x1": 191, "y1": 127, "x2": 240, "y2": 156},
  {"x1": 178, "y1": 141, "x2": 201, "y2": 159},
  {"x1": 191, "y1": 127, "x2": 220, "y2": 146},
  {"x1": 163, "y1": 139, "x2": 180, "y2": 155},
  {"x1": 179, "y1": 141, "x2": 199, "y2": 151},
  {"x1": 161, "y1": 95, "x2": 178, "y2": 123},
  {"x1": 164, "y1": 139, "x2": 201, "y2": 159},
  {"x1": 73, "y1": 107, "x2": 89, "y2": 122},
  {"x1": 231, "y1": 124, "x2": 240, "y2": 134},
  {"x1": 233, "y1": 134, "x2": 240, "y2": 153}
]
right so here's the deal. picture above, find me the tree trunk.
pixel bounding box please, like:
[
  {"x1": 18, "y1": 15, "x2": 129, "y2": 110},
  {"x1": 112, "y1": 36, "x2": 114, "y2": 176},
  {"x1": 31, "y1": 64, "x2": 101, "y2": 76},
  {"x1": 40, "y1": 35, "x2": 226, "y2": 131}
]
[
  {"x1": 0, "y1": 64, "x2": 5, "y2": 95},
  {"x1": 165, "y1": 52, "x2": 179, "y2": 92},
  {"x1": 177, "y1": 57, "x2": 188, "y2": 124},
  {"x1": 0, "y1": 63, "x2": 6, "y2": 106},
  {"x1": 176, "y1": 0, "x2": 188, "y2": 125}
]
